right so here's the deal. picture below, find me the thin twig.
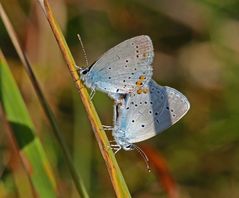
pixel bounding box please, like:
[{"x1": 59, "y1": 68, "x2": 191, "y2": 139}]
[{"x1": 37, "y1": 0, "x2": 131, "y2": 197}]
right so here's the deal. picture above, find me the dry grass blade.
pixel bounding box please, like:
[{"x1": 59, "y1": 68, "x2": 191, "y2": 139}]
[
  {"x1": 0, "y1": 3, "x2": 89, "y2": 197},
  {"x1": 37, "y1": 0, "x2": 131, "y2": 197}
]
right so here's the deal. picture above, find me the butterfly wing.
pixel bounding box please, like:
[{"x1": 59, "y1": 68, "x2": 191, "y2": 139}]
[
  {"x1": 121, "y1": 80, "x2": 190, "y2": 143},
  {"x1": 85, "y1": 35, "x2": 154, "y2": 96}
]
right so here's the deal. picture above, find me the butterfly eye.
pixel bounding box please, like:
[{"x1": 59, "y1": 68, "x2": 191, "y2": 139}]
[{"x1": 82, "y1": 70, "x2": 88, "y2": 75}]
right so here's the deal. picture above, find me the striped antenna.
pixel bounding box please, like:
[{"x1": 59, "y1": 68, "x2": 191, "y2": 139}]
[
  {"x1": 134, "y1": 144, "x2": 151, "y2": 172},
  {"x1": 77, "y1": 34, "x2": 89, "y2": 67}
]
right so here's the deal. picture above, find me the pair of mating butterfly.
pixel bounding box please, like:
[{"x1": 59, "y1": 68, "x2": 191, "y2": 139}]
[{"x1": 79, "y1": 35, "x2": 190, "y2": 154}]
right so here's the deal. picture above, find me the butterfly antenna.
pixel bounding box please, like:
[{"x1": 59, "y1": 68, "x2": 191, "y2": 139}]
[
  {"x1": 133, "y1": 144, "x2": 151, "y2": 172},
  {"x1": 77, "y1": 34, "x2": 89, "y2": 67}
]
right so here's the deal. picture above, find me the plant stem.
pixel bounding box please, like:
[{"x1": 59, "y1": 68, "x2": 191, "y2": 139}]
[{"x1": 37, "y1": 0, "x2": 131, "y2": 197}]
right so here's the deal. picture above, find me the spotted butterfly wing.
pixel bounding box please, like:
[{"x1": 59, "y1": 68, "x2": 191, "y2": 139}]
[
  {"x1": 114, "y1": 80, "x2": 190, "y2": 144},
  {"x1": 80, "y1": 35, "x2": 154, "y2": 98}
]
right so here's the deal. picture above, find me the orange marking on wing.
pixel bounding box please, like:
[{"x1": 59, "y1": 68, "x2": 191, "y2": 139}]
[
  {"x1": 137, "y1": 89, "x2": 143, "y2": 94},
  {"x1": 136, "y1": 80, "x2": 143, "y2": 86},
  {"x1": 139, "y1": 75, "x2": 146, "y2": 80},
  {"x1": 143, "y1": 88, "x2": 149, "y2": 94}
]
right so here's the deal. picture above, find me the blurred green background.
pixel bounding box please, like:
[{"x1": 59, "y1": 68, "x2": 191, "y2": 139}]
[{"x1": 1, "y1": 0, "x2": 239, "y2": 197}]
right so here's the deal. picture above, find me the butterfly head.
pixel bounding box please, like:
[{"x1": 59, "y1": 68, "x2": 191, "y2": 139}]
[
  {"x1": 79, "y1": 61, "x2": 95, "y2": 77},
  {"x1": 79, "y1": 67, "x2": 89, "y2": 76},
  {"x1": 78, "y1": 62, "x2": 96, "y2": 89}
]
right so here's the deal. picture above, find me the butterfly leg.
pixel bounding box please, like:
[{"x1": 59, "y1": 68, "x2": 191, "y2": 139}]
[
  {"x1": 90, "y1": 89, "x2": 96, "y2": 100},
  {"x1": 110, "y1": 144, "x2": 121, "y2": 154},
  {"x1": 113, "y1": 147, "x2": 121, "y2": 154},
  {"x1": 102, "y1": 125, "x2": 114, "y2": 131},
  {"x1": 106, "y1": 140, "x2": 116, "y2": 150}
]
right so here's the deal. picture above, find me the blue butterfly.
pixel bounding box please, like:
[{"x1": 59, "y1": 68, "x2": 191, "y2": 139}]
[
  {"x1": 110, "y1": 80, "x2": 190, "y2": 153},
  {"x1": 79, "y1": 35, "x2": 154, "y2": 99}
]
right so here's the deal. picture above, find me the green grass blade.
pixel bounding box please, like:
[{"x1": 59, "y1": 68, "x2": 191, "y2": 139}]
[
  {"x1": 0, "y1": 3, "x2": 89, "y2": 197},
  {"x1": 0, "y1": 51, "x2": 57, "y2": 197},
  {"x1": 1, "y1": 105, "x2": 35, "y2": 198}
]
